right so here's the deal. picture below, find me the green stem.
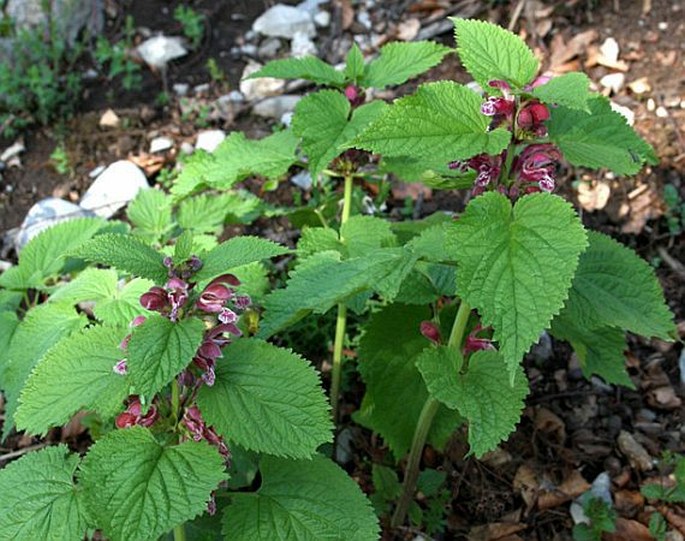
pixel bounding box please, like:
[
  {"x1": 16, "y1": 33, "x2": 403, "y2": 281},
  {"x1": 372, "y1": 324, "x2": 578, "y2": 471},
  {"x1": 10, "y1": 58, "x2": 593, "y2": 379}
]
[
  {"x1": 330, "y1": 174, "x2": 354, "y2": 423},
  {"x1": 173, "y1": 523, "x2": 186, "y2": 541},
  {"x1": 391, "y1": 300, "x2": 472, "y2": 528}
]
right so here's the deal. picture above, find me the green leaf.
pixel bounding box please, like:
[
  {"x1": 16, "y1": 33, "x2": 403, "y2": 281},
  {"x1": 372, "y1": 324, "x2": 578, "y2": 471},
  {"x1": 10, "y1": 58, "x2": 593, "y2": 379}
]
[
  {"x1": 416, "y1": 348, "x2": 528, "y2": 457},
  {"x1": 0, "y1": 217, "x2": 104, "y2": 290},
  {"x1": 16, "y1": 324, "x2": 130, "y2": 435},
  {"x1": 0, "y1": 445, "x2": 89, "y2": 541},
  {"x1": 344, "y1": 43, "x2": 365, "y2": 82},
  {"x1": 453, "y1": 192, "x2": 587, "y2": 377},
  {"x1": 532, "y1": 72, "x2": 591, "y2": 111},
  {"x1": 550, "y1": 314, "x2": 633, "y2": 388},
  {"x1": 0, "y1": 289, "x2": 23, "y2": 312},
  {"x1": 452, "y1": 18, "x2": 539, "y2": 88},
  {"x1": 340, "y1": 215, "x2": 396, "y2": 257},
  {"x1": 74, "y1": 233, "x2": 167, "y2": 283},
  {"x1": 197, "y1": 338, "x2": 332, "y2": 458},
  {"x1": 80, "y1": 427, "x2": 226, "y2": 541},
  {"x1": 354, "y1": 81, "x2": 511, "y2": 162},
  {"x1": 247, "y1": 56, "x2": 345, "y2": 86},
  {"x1": 355, "y1": 304, "x2": 462, "y2": 457},
  {"x1": 0, "y1": 311, "x2": 19, "y2": 361},
  {"x1": 292, "y1": 90, "x2": 388, "y2": 175},
  {"x1": 128, "y1": 315, "x2": 205, "y2": 397},
  {"x1": 297, "y1": 226, "x2": 341, "y2": 257},
  {"x1": 222, "y1": 455, "x2": 379, "y2": 541},
  {"x1": 380, "y1": 155, "x2": 476, "y2": 189},
  {"x1": 562, "y1": 231, "x2": 674, "y2": 339},
  {"x1": 362, "y1": 41, "x2": 452, "y2": 89},
  {"x1": 195, "y1": 236, "x2": 290, "y2": 283},
  {"x1": 258, "y1": 249, "x2": 405, "y2": 338},
  {"x1": 548, "y1": 95, "x2": 657, "y2": 175},
  {"x1": 127, "y1": 188, "x2": 173, "y2": 243},
  {"x1": 177, "y1": 192, "x2": 257, "y2": 234},
  {"x1": 1, "y1": 303, "x2": 87, "y2": 440},
  {"x1": 171, "y1": 130, "x2": 299, "y2": 197},
  {"x1": 49, "y1": 268, "x2": 154, "y2": 326}
]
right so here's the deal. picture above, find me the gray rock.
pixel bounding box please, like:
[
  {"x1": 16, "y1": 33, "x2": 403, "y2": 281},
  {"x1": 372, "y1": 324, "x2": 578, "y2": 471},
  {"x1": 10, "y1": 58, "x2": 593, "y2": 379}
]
[
  {"x1": 79, "y1": 160, "x2": 148, "y2": 218},
  {"x1": 195, "y1": 130, "x2": 226, "y2": 153},
  {"x1": 291, "y1": 30, "x2": 317, "y2": 58},
  {"x1": 173, "y1": 83, "x2": 189, "y2": 96},
  {"x1": 137, "y1": 35, "x2": 187, "y2": 69},
  {"x1": 240, "y1": 43, "x2": 258, "y2": 57},
  {"x1": 252, "y1": 95, "x2": 301, "y2": 119},
  {"x1": 258, "y1": 37, "x2": 282, "y2": 59},
  {"x1": 297, "y1": 0, "x2": 327, "y2": 15},
  {"x1": 252, "y1": 4, "x2": 315, "y2": 39},
  {"x1": 6, "y1": 0, "x2": 104, "y2": 46},
  {"x1": 239, "y1": 61, "x2": 285, "y2": 101},
  {"x1": 290, "y1": 170, "x2": 312, "y2": 190},
  {"x1": 0, "y1": 141, "x2": 25, "y2": 162},
  {"x1": 15, "y1": 197, "x2": 95, "y2": 251}
]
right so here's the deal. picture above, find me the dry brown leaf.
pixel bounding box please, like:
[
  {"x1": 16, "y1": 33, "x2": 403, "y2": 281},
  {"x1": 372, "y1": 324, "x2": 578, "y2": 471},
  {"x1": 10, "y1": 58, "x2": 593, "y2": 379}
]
[
  {"x1": 614, "y1": 489, "x2": 645, "y2": 516},
  {"x1": 469, "y1": 522, "x2": 527, "y2": 541},
  {"x1": 577, "y1": 180, "x2": 611, "y2": 211},
  {"x1": 396, "y1": 17, "x2": 421, "y2": 41},
  {"x1": 60, "y1": 411, "x2": 88, "y2": 441},
  {"x1": 659, "y1": 505, "x2": 685, "y2": 535},
  {"x1": 391, "y1": 182, "x2": 432, "y2": 201},
  {"x1": 534, "y1": 407, "x2": 566, "y2": 443},
  {"x1": 549, "y1": 30, "x2": 598, "y2": 70},
  {"x1": 538, "y1": 470, "x2": 591, "y2": 510},
  {"x1": 647, "y1": 386, "x2": 683, "y2": 410},
  {"x1": 604, "y1": 517, "x2": 653, "y2": 541},
  {"x1": 338, "y1": 0, "x2": 354, "y2": 31},
  {"x1": 513, "y1": 464, "x2": 539, "y2": 510},
  {"x1": 617, "y1": 430, "x2": 654, "y2": 472},
  {"x1": 128, "y1": 153, "x2": 165, "y2": 176}
]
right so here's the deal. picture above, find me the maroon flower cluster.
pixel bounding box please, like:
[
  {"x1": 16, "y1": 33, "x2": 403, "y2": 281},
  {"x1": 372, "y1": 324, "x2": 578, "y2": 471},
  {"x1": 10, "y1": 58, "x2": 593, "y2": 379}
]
[
  {"x1": 420, "y1": 317, "x2": 494, "y2": 354},
  {"x1": 115, "y1": 396, "x2": 159, "y2": 429},
  {"x1": 182, "y1": 405, "x2": 230, "y2": 458},
  {"x1": 449, "y1": 76, "x2": 563, "y2": 198}
]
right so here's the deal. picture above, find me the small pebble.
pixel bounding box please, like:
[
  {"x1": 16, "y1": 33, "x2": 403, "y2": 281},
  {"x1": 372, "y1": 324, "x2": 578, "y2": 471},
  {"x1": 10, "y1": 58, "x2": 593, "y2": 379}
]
[
  {"x1": 647, "y1": 98, "x2": 656, "y2": 111},
  {"x1": 656, "y1": 106, "x2": 668, "y2": 118},
  {"x1": 658, "y1": 21, "x2": 668, "y2": 30}
]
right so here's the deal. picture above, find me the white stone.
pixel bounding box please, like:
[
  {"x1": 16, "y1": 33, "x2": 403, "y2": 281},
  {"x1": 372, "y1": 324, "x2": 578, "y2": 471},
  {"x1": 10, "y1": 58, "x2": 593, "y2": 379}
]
[
  {"x1": 99, "y1": 108, "x2": 120, "y2": 128},
  {"x1": 79, "y1": 160, "x2": 148, "y2": 218},
  {"x1": 599, "y1": 37, "x2": 620, "y2": 64},
  {"x1": 658, "y1": 21, "x2": 668, "y2": 30},
  {"x1": 647, "y1": 98, "x2": 656, "y2": 111},
  {"x1": 195, "y1": 130, "x2": 226, "y2": 153},
  {"x1": 137, "y1": 35, "x2": 187, "y2": 69},
  {"x1": 252, "y1": 4, "x2": 315, "y2": 39},
  {"x1": 0, "y1": 141, "x2": 25, "y2": 162},
  {"x1": 280, "y1": 111, "x2": 294, "y2": 127},
  {"x1": 89, "y1": 165, "x2": 106, "y2": 178},
  {"x1": 297, "y1": 0, "x2": 327, "y2": 15},
  {"x1": 15, "y1": 197, "x2": 95, "y2": 251},
  {"x1": 239, "y1": 61, "x2": 285, "y2": 101},
  {"x1": 150, "y1": 136, "x2": 174, "y2": 153},
  {"x1": 180, "y1": 142, "x2": 195, "y2": 155},
  {"x1": 656, "y1": 106, "x2": 669, "y2": 118},
  {"x1": 173, "y1": 83, "x2": 189, "y2": 96},
  {"x1": 357, "y1": 10, "x2": 372, "y2": 30},
  {"x1": 290, "y1": 170, "x2": 312, "y2": 190},
  {"x1": 252, "y1": 95, "x2": 301, "y2": 119},
  {"x1": 600, "y1": 72, "x2": 625, "y2": 93},
  {"x1": 291, "y1": 31, "x2": 317, "y2": 58},
  {"x1": 313, "y1": 10, "x2": 331, "y2": 27}
]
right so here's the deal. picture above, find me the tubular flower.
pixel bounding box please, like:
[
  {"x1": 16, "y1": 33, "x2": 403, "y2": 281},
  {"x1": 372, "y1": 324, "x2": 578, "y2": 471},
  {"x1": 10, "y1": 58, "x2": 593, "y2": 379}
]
[
  {"x1": 517, "y1": 101, "x2": 550, "y2": 136},
  {"x1": 182, "y1": 405, "x2": 230, "y2": 458},
  {"x1": 115, "y1": 396, "x2": 158, "y2": 429},
  {"x1": 514, "y1": 143, "x2": 561, "y2": 193}
]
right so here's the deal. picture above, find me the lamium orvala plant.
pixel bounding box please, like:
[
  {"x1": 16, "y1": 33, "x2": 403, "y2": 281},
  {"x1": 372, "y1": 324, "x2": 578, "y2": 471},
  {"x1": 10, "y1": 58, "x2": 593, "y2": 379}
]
[{"x1": 0, "y1": 17, "x2": 675, "y2": 541}]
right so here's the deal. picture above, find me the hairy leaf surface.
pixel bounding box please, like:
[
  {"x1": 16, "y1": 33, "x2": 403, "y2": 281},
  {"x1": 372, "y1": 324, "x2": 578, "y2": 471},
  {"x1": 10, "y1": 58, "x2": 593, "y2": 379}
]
[
  {"x1": 16, "y1": 324, "x2": 130, "y2": 435},
  {"x1": 1, "y1": 303, "x2": 87, "y2": 440},
  {"x1": 127, "y1": 188, "x2": 173, "y2": 243},
  {"x1": 197, "y1": 339, "x2": 332, "y2": 458},
  {"x1": 247, "y1": 56, "x2": 345, "y2": 86},
  {"x1": 74, "y1": 233, "x2": 168, "y2": 282},
  {"x1": 128, "y1": 315, "x2": 205, "y2": 397},
  {"x1": 0, "y1": 445, "x2": 89, "y2": 541},
  {"x1": 362, "y1": 41, "x2": 452, "y2": 89},
  {"x1": 453, "y1": 18, "x2": 539, "y2": 88},
  {"x1": 354, "y1": 81, "x2": 511, "y2": 162},
  {"x1": 0, "y1": 218, "x2": 104, "y2": 290},
  {"x1": 532, "y1": 72, "x2": 591, "y2": 111},
  {"x1": 223, "y1": 455, "x2": 379, "y2": 541},
  {"x1": 416, "y1": 347, "x2": 528, "y2": 457},
  {"x1": 292, "y1": 90, "x2": 388, "y2": 174},
  {"x1": 548, "y1": 95, "x2": 657, "y2": 174},
  {"x1": 356, "y1": 304, "x2": 461, "y2": 457},
  {"x1": 80, "y1": 427, "x2": 226, "y2": 541},
  {"x1": 195, "y1": 236, "x2": 290, "y2": 283},
  {"x1": 454, "y1": 192, "x2": 587, "y2": 378}
]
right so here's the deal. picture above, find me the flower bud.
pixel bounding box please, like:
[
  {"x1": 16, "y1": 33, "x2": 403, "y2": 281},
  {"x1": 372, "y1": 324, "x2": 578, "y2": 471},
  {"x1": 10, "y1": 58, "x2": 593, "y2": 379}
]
[
  {"x1": 140, "y1": 287, "x2": 168, "y2": 311},
  {"x1": 420, "y1": 321, "x2": 441, "y2": 345}
]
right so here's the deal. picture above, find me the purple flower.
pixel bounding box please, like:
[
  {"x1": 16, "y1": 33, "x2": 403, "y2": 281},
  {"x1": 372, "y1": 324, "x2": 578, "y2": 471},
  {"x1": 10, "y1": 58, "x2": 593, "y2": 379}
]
[
  {"x1": 513, "y1": 143, "x2": 561, "y2": 193},
  {"x1": 344, "y1": 85, "x2": 364, "y2": 107},
  {"x1": 115, "y1": 396, "x2": 158, "y2": 429},
  {"x1": 196, "y1": 283, "x2": 233, "y2": 314},
  {"x1": 463, "y1": 325, "x2": 495, "y2": 355},
  {"x1": 234, "y1": 295, "x2": 252, "y2": 310},
  {"x1": 182, "y1": 405, "x2": 230, "y2": 458},
  {"x1": 218, "y1": 308, "x2": 238, "y2": 324},
  {"x1": 165, "y1": 278, "x2": 189, "y2": 322},
  {"x1": 480, "y1": 96, "x2": 514, "y2": 117},
  {"x1": 517, "y1": 101, "x2": 550, "y2": 135},
  {"x1": 112, "y1": 359, "x2": 128, "y2": 375},
  {"x1": 140, "y1": 286, "x2": 168, "y2": 312}
]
